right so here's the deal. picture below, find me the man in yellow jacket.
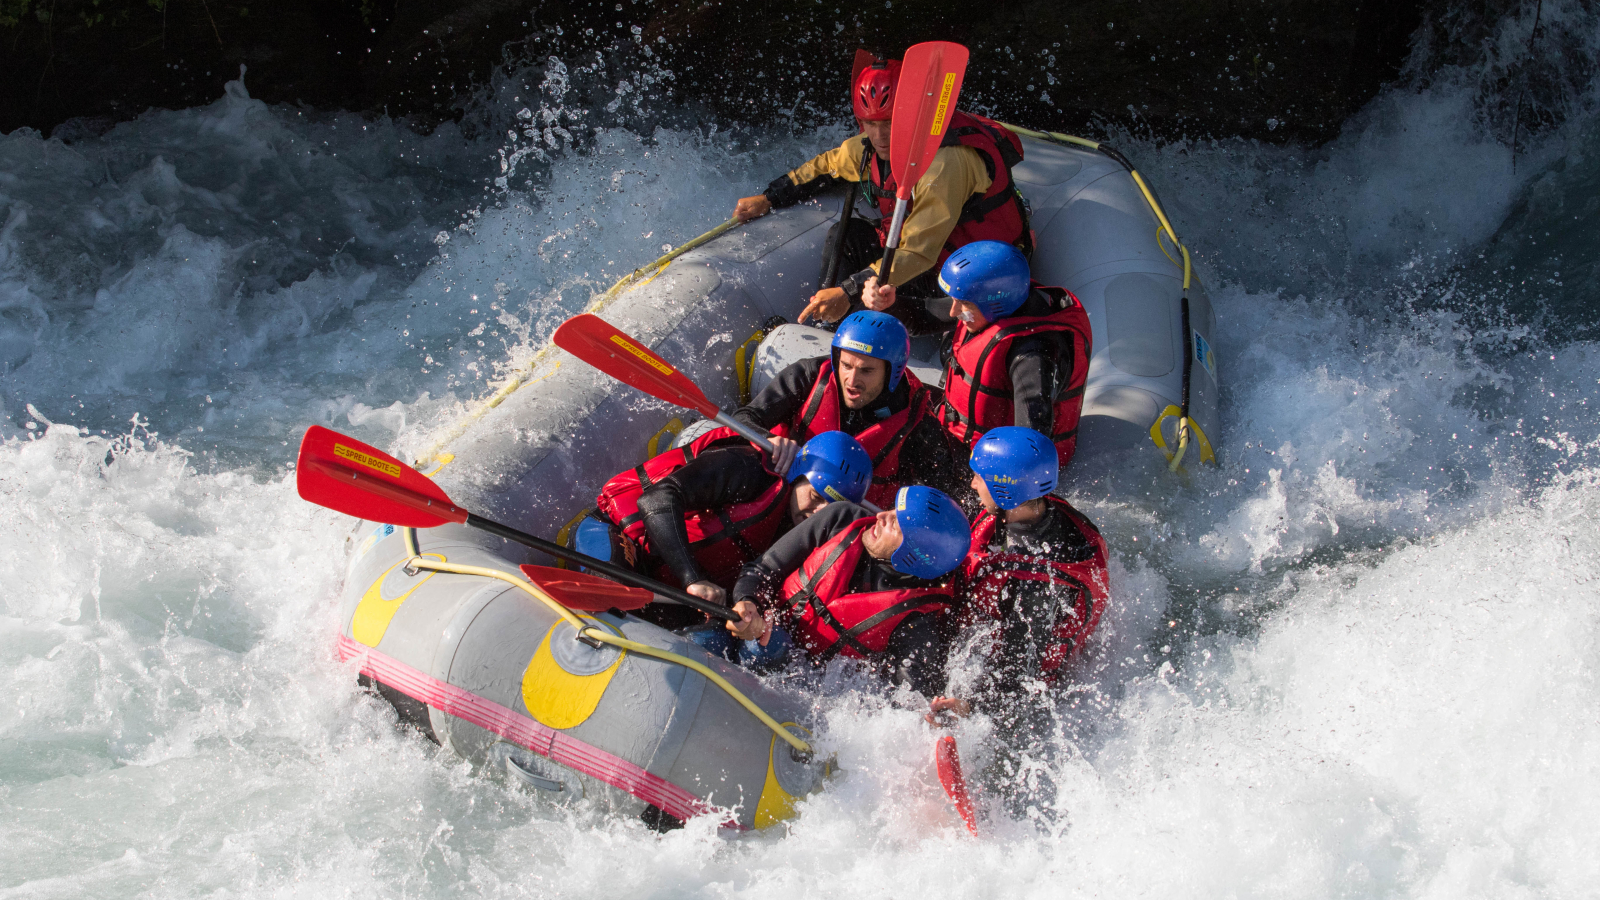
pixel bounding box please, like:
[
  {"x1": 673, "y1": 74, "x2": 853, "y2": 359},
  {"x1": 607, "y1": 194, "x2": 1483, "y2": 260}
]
[{"x1": 732, "y1": 55, "x2": 1030, "y2": 331}]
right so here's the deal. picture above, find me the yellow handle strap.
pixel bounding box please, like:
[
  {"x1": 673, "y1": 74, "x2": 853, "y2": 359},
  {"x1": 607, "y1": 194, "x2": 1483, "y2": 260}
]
[
  {"x1": 1169, "y1": 418, "x2": 1191, "y2": 472},
  {"x1": 395, "y1": 542, "x2": 813, "y2": 756}
]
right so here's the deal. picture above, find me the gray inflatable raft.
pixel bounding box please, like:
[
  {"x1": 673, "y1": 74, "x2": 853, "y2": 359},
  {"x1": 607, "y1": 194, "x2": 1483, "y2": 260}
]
[{"x1": 332, "y1": 131, "x2": 1221, "y2": 830}]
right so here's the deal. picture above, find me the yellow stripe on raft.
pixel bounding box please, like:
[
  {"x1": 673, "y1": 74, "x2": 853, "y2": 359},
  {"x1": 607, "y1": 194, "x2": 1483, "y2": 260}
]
[
  {"x1": 754, "y1": 725, "x2": 809, "y2": 829},
  {"x1": 398, "y1": 554, "x2": 815, "y2": 756},
  {"x1": 351, "y1": 554, "x2": 447, "y2": 647},
  {"x1": 521, "y1": 618, "x2": 625, "y2": 730}
]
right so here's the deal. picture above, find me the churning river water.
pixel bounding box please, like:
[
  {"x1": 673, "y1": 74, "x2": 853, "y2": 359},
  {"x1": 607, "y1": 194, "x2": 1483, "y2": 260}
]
[{"x1": 3, "y1": 6, "x2": 1599, "y2": 897}]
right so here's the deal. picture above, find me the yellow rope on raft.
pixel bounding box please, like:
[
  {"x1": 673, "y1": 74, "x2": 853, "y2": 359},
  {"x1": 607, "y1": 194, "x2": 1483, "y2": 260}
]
[
  {"x1": 412, "y1": 216, "x2": 743, "y2": 469},
  {"x1": 1000, "y1": 123, "x2": 1103, "y2": 151},
  {"x1": 1002, "y1": 121, "x2": 1209, "y2": 471},
  {"x1": 397, "y1": 529, "x2": 813, "y2": 757}
]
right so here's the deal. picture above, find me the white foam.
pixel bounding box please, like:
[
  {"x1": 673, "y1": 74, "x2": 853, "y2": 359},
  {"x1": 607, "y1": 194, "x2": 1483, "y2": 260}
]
[{"x1": 1, "y1": 10, "x2": 1599, "y2": 894}]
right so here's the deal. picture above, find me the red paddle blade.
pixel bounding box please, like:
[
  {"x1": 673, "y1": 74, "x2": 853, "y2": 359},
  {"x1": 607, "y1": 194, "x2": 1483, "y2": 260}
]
[
  {"x1": 890, "y1": 41, "x2": 969, "y2": 200},
  {"x1": 935, "y1": 735, "x2": 979, "y2": 836},
  {"x1": 850, "y1": 48, "x2": 876, "y2": 93},
  {"x1": 520, "y1": 564, "x2": 656, "y2": 612},
  {"x1": 296, "y1": 425, "x2": 467, "y2": 527},
  {"x1": 553, "y1": 314, "x2": 720, "y2": 419}
]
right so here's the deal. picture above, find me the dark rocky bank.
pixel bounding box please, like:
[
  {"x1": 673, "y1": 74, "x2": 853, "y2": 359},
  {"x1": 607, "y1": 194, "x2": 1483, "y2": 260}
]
[{"x1": 0, "y1": 0, "x2": 1517, "y2": 142}]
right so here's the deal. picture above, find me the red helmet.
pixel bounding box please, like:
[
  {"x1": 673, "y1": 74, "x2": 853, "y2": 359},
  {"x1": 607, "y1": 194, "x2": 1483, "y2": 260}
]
[{"x1": 853, "y1": 59, "x2": 902, "y2": 122}]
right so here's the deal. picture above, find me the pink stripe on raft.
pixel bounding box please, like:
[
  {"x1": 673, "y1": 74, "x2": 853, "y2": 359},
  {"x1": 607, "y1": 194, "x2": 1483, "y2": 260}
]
[{"x1": 336, "y1": 635, "x2": 734, "y2": 828}]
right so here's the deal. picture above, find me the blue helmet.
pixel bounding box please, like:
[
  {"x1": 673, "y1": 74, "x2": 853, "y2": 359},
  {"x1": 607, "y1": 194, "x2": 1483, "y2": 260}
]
[
  {"x1": 888, "y1": 486, "x2": 971, "y2": 579},
  {"x1": 789, "y1": 431, "x2": 872, "y2": 505},
  {"x1": 938, "y1": 241, "x2": 1031, "y2": 323},
  {"x1": 970, "y1": 426, "x2": 1059, "y2": 510},
  {"x1": 832, "y1": 310, "x2": 910, "y2": 390}
]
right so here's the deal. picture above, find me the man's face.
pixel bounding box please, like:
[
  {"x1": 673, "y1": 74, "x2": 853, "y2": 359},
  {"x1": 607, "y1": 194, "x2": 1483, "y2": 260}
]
[
  {"x1": 948, "y1": 297, "x2": 990, "y2": 330},
  {"x1": 860, "y1": 118, "x2": 892, "y2": 157},
  {"x1": 788, "y1": 479, "x2": 829, "y2": 524},
  {"x1": 860, "y1": 510, "x2": 904, "y2": 560},
  {"x1": 970, "y1": 471, "x2": 1001, "y2": 515},
  {"x1": 836, "y1": 350, "x2": 889, "y2": 410}
]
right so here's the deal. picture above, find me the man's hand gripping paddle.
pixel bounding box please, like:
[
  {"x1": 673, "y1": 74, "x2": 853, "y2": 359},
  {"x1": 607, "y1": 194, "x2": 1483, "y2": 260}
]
[
  {"x1": 294, "y1": 425, "x2": 736, "y2": 621},
  {"x1": 553, "y1": 314, "x2": 881, "y2": 512},
  {"x1": 879, "y1": 41, "x2": 969, "y2": 284}
]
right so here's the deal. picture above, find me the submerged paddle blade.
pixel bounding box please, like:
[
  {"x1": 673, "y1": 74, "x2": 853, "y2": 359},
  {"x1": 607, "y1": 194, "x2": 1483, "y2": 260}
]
[
  {"x1": 554, "y1": 314, "x2": 720, "y2": 419},
  {"x1": 935, "y1": 735, "x2": 979, "y2": 836},
  {"x1": 297, "y1": 425, "x2": 467, "y2": 527},
  {"x1": 890, "y1": 41, "x2": 969, "y2": 200},
  {"x1": 520, "y1": 564, "x2": 656, "y2": 612}
]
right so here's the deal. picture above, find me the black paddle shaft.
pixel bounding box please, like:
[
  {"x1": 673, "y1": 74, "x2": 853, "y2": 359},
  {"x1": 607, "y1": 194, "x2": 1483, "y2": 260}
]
[
  {"x1": 464, "y1": 513, "x2": 738, "y2": 621},
  {"x1": 821, "y1": 184, "x2": 856, "y2": 289}
]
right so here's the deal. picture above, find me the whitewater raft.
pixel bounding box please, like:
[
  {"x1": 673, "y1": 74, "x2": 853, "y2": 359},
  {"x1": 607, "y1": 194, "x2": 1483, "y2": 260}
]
[{"x1": 332, "y1": 129, "x2": 1222, "y2": 830}]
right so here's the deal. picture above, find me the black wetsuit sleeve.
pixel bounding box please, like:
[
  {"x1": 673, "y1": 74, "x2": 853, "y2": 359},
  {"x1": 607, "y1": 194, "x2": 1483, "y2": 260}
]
[
  {"x1": 1007, "y1": 334, "x2": 1066, "y2": 434},
  {"x1": 731, "y1": 502, "x2": 868, "y2": 607},
  {"x1": 764, "y1": 173, "x2": 835, "y2": 208},
  {"x1": 733, "y1": 357, "x2": 826, "y2": 433},
  {"x1": 974, "y1": 506, "x2": 1096, "y2": 720},
  {"x1": 981, "y1": 584, "x2": 1061, "y2": 712},
  {"x1": 886, "y1": 613, "x2": 951, "y2": 697},
  {"x1": 636, "y1": 444, "x2": 777, "y2": 586}
]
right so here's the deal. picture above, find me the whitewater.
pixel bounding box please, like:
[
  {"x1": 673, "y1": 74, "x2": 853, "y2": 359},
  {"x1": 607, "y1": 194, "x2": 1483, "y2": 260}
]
[{"x1": 4, "y1": 5, "x2": 1600, "y2": 896}]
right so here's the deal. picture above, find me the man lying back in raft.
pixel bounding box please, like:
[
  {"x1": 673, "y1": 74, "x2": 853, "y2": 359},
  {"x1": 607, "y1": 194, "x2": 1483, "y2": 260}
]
[
  {"x1": 578, "y1": 431, "x2": 873, "y2": 630},
  {"x1": 927, "y1": 427, "x2": 1108, "y2": 738},
  {"x1": 731, "y1": 53, "x2": 1029, "y2": 328},
  {"x1": 720, "y1": 486, "x2": 971, "y2": 690},
  {"x1": 866, "y1": 240, "x2": 1092, "y2": 467},
  {"x1": 738, "y1": 310, "x2": 964, "y2": 508}
]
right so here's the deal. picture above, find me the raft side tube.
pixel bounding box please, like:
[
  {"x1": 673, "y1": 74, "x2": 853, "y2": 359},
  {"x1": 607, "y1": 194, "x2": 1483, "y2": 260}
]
[{"x1": 339, "y1": 522, "x2": 824, "y2": 830}]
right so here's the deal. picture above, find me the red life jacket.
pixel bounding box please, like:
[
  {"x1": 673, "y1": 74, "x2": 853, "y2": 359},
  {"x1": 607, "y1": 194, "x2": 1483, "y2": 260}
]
[
  {"x1": 862, "y1": 111, "x2": 1030, "y2": 264},
  {"x1": 781, "y1": 517, "x2": 954, "y2": 661},
  {"x1": 938, "y1": 285, "x2": 1092, "y2": 466},
  {"x1": 594, "y1": 426, "x2": 788, "y2": 587},
  {"x1": 956, "y1": 496, "x2": 1108, "y2": 681},
  {"x1": 770, "y1": 360, "x2": 933, "y2": 509}
]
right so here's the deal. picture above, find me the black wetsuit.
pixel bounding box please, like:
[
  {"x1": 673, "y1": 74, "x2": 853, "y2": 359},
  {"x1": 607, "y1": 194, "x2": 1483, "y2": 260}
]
[
  {"x1": 970, "y1": 501, "x2": 1097, "y2": 716},
  {"x1": 734, "y1": 502, "x2": 952, "y2": 696},
  {"x1": 941, "y1": 287, "x2": 1080, "y2": 434}
]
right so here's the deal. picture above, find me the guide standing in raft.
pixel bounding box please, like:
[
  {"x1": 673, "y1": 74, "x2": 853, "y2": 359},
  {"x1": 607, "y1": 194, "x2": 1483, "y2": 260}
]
[{"x1": 731, "y1": 52, "x2": 1030, "y2": 329}]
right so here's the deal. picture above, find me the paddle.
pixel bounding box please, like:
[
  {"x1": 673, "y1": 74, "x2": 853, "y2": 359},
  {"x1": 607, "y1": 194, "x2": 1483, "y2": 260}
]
[
  {"x1": 553, "y1": 313, "x2": 777, "y2": 454},
  {"x1": 879, "y1": 41, "x2": 969, "y2": 283},
  {"x1": 295, "y1": 425, "x2": 737, "y2": 621},
  {"x1": 519, "y1": 565, "x2": 657, "y2": 612},
  {"x1": 553, "y1": 314, "x2": 885, "y2": 513},
  {"x1": 822, "y1": 184, "x2": 857, "y2": 290},
  {"x1": 935, "y1": 735, "x2": 979, "y2": 836}
]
